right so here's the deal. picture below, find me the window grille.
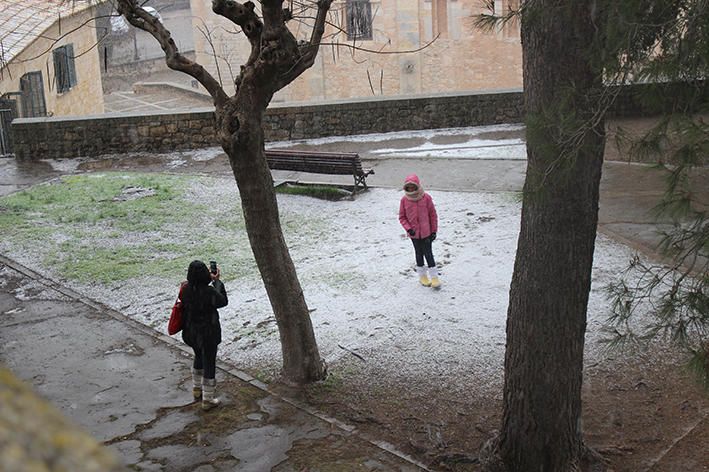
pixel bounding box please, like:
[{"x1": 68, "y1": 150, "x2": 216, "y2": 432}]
[
  {"x1": 19, "y1": 72, "x2": 47, "y2": 117},
  {"x1": 346, "y1": 0, "x2": 373, "y2": 41}
]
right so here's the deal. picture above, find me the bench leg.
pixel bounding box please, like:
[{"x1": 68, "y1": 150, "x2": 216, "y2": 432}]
[{"x1": 354, "y1": 175, "x2": 367, "y2": 194}]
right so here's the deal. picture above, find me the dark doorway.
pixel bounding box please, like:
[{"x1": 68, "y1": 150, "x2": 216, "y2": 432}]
[
  {"x1": 0, "y1": 97, "x2": 18, "y2": 155},
  {"x1": 19, "y1": 71, "x2": 47, "y2": 118}
]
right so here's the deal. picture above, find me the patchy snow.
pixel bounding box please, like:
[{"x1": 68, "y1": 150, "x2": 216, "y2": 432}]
[
  {"x1": 188, "y1": 147, "x2": 224, "y2": 162},
  {"x1": 268, "y1": 124, "x2": 525, "y2": 148},
  {"x1": 0, "y1": 266, "x2": 71, "y2": 302},
  {"x1": 1, "y1": 178, "x2": 639, "y2": 396},
  {"x1": 370, "y1": 140, "x2": 526, "y2": 160},
  {"x1": 266, "y1": 124, "x2": 527, "y2": 160},
  {"x1": 41, "y1": 159, "x2": 83, "y2": 173}
]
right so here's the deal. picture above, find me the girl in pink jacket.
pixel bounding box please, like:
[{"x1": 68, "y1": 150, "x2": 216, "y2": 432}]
[{"x1": 399, "y1": 174, "x2": 441, "y2": 288}]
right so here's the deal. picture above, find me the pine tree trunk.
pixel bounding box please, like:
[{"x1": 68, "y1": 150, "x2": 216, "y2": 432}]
[
  {"x1": 492, "y1": 2, "x2": 606, "y2": 470},
  {"x1": 216, "y1": 97, "x2": 325, "y2": 384}
]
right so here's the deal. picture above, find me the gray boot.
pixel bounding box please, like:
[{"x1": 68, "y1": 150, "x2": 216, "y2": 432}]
[
  {"x1": 191, "y1": 368, "x2": 203, "y2": 400},
  {"x1": 202, "y1": 378, "x2": 220, "y2": 411}
]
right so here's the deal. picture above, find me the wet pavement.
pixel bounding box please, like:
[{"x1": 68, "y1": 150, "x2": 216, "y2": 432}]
[
  {"x1": 0, "y1": 123, "x2": 706, "y2": 470},
  {"x1": 0, "y1": 259, "x2": 423, "y2": 471}
]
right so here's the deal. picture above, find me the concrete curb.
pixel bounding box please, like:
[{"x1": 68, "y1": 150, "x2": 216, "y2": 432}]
[{"x1": 0, "y1": 254, "x2": 432, "y2": 472}]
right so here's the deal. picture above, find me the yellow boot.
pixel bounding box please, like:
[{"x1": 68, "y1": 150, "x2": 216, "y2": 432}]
[
  {"x1": 416, "y1": 266, "x2": 431, "y2": 286},
  {"x1": 429, "y1": 266, "x2": 441, "y2": 289}
]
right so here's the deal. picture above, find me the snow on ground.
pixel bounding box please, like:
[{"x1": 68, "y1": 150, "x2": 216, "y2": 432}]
[
  {"x1": 3, "y1": 118, "x2": 640, "y2": 396},
  {"x1": 48, "y1": 124, "x2": 526, "y2": 172},
  {"x1": 369, "y1": 140, "x2": 525, "y2": 159},
  {"x1": 268, "y1": 124, "x2": 527, "y2": 160},
  {"x1": 269, "y1": 123, "x2": 525, "y2": 147},
  {"x1": 2, "y1": 179, "x2": 635, "y2": 397}
]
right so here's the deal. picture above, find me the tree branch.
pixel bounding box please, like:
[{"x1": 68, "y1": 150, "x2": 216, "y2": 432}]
[
  {"x1": 212, "y1": 0, "x2": 263, "y2": 67},
  {"x1": 275, "y1": 0, "x2": 333, "y2": 90},
  {"x1": 116, "y1": 0, "x2": 228, "y2": 106}
]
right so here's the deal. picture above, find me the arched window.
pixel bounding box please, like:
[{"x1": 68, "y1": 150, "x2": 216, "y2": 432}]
[{"x1": 432, "y1": 0, "x2": 448, "y2": 39}]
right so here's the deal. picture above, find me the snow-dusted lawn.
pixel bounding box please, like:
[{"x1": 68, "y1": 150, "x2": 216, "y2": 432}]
[{"x1": 0, "y1": 172, "x2": 635, "y2": 395}]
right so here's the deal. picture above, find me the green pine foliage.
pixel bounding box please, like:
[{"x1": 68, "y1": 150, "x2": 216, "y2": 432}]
[
  {"x1": 475, "y1": 0, "x2": 709, "y2": 386},
  {"x1": 601, "y1": 1, "x2": 708, "y2": 388}
]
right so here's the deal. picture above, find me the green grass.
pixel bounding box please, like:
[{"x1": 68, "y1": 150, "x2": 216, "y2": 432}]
[
  {"x1": 0, "y1": 173, "x2": 195, "y2": 235},
  {"x1": 275, "y1": 184, "x2": 351, "y2": 200},
  {"x1": 0, "y1": 172, "x2": 337, "y2": 286}
]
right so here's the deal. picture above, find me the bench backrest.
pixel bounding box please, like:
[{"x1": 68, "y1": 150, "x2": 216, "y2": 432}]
[{"x1": 265, "y1": 149, "x2": 365, "y2": 176}]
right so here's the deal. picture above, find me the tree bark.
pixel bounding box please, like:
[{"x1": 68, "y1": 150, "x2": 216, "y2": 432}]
[
  {"x1": 215, "y1": 91, "x2": 325, "y2": 383},
  {"x1": 117, "y1": 0, "x2": 331, "y2": 383},
  {"x1": 487, "y1": 1, "x2": 607, "y2": 470}
]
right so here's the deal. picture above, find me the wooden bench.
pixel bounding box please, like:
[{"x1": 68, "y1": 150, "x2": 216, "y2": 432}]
[{"x1": 265, "y1": 149, "x2": 374, "y2": 192}]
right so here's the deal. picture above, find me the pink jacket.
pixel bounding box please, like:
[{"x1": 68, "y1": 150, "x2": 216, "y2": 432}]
[{"x1": 399, "y1": 174, "x2": 438, "y2": 239}]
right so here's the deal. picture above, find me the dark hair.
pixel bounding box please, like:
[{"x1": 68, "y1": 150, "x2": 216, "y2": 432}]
[{"x1": 187, "y1": 260, "x2": 211, "y2": 287}]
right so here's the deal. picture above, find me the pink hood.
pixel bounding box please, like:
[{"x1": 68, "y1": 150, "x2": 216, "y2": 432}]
[
  {"x1": 399, "y1": 174, "x2": 438, "y2": 239},
  {"x1": 403, "y1": 174, "x2": 421, "y2": 190}
]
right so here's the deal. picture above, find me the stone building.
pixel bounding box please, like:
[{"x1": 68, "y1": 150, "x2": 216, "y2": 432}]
[
  {"x1": 0, "y1": 0, "x2": 521, "y2": 145},
  {"x1": 95, "y1": 0, "x2": 196, "y2": 93},
  {"x1": 0, "y1": 1, "x2": 104, "y2": 118},
  {"x1": 190, "y1": 0, "x2": 522, "y2": 103}
]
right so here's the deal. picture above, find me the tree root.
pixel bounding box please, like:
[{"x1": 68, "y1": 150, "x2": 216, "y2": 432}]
[
  {"x1": 477, "y1": 433, "x2": 506, "y2": 472},
  {"x1": 477, "y1": 432, "x2": 609, "y2": 472}
]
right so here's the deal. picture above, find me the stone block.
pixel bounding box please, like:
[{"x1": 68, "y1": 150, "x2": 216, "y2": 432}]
[{"x1": 149, "y1": 126, "x2": 167, "y2": 137}]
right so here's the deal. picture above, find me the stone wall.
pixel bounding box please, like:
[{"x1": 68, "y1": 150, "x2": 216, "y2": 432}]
[
  {"x1": 12, "y1": 83, "x2": 703, "y2": 160},
  {"x1": 11, "y1": 89, "x2": 524, "y2": 159}
]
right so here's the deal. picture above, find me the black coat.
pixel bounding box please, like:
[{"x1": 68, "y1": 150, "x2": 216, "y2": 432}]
[{"x1": 181, "y1": 280, "x2": 228, "y2": 348}]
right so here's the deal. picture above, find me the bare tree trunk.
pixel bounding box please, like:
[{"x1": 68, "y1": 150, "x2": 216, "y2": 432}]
[
  {"x1": 216, "y1": 98, "x2": 325, "y2": 383},
  {"x1": 483, "y1": 1, "x2": 606, "y2": 470},
  {"x1": 116, "y1": 0, "x2": 333, "y2": 383}
]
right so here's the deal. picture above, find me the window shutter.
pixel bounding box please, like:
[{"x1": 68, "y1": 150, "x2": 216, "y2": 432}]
[
  {"x1": 53, "y1": 45, "x2": 77, "y2": 93},
  {"x1": 346, "y1": 0, "x2": 373, "y2": 40},
  {"x1": 53, "y1": 47, "x2": 66, "y2": 92},
  {"x1": 362, "y1": 2, "x2": 372, "y2": 39},
  {"x1": 65, "y1": 44, "x2": 77, "y2": 87}
]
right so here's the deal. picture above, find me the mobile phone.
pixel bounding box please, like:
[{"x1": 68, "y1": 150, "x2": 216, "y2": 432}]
[{"x1": 209, "y1": 261, "x2": 217, "y2": 274}]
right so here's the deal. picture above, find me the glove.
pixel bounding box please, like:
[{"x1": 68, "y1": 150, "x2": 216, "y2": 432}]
[
  {"x1": 407, "y1": 228, "x2": 415, "y2": 236},
  {"x1": 430, "y1": 232, "x2": 436, "y2": 241}
]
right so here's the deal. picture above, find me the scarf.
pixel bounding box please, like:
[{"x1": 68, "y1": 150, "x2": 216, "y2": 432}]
[{"x1": 404, "y1": 185, "x2": 424, "y2": 202}]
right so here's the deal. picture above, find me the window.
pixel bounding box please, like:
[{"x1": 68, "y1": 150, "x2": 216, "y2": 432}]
[
  {"x1": 432, "y1": 0, "x2": 448, "y2": 38},
  {"x1": 346, "y1": 0, "x2": 373, "y2": 41},
  {"x1": 53, "y1": 44, "x2": 78, "y2": 93},
  {"x1": 19, "y1": 72, "x2": 47, "y2": 118},
  {"x1": 497, "y1": 0, "x2": 520, "y2": 38}
]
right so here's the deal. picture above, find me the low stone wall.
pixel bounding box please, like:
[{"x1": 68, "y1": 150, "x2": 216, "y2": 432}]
[
  {"x1": 11, "y1": 90, "x2": 523, "y2": 159},
  {"x1": 11, "y1": 83, "x2": 705, "y2": 160}
]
